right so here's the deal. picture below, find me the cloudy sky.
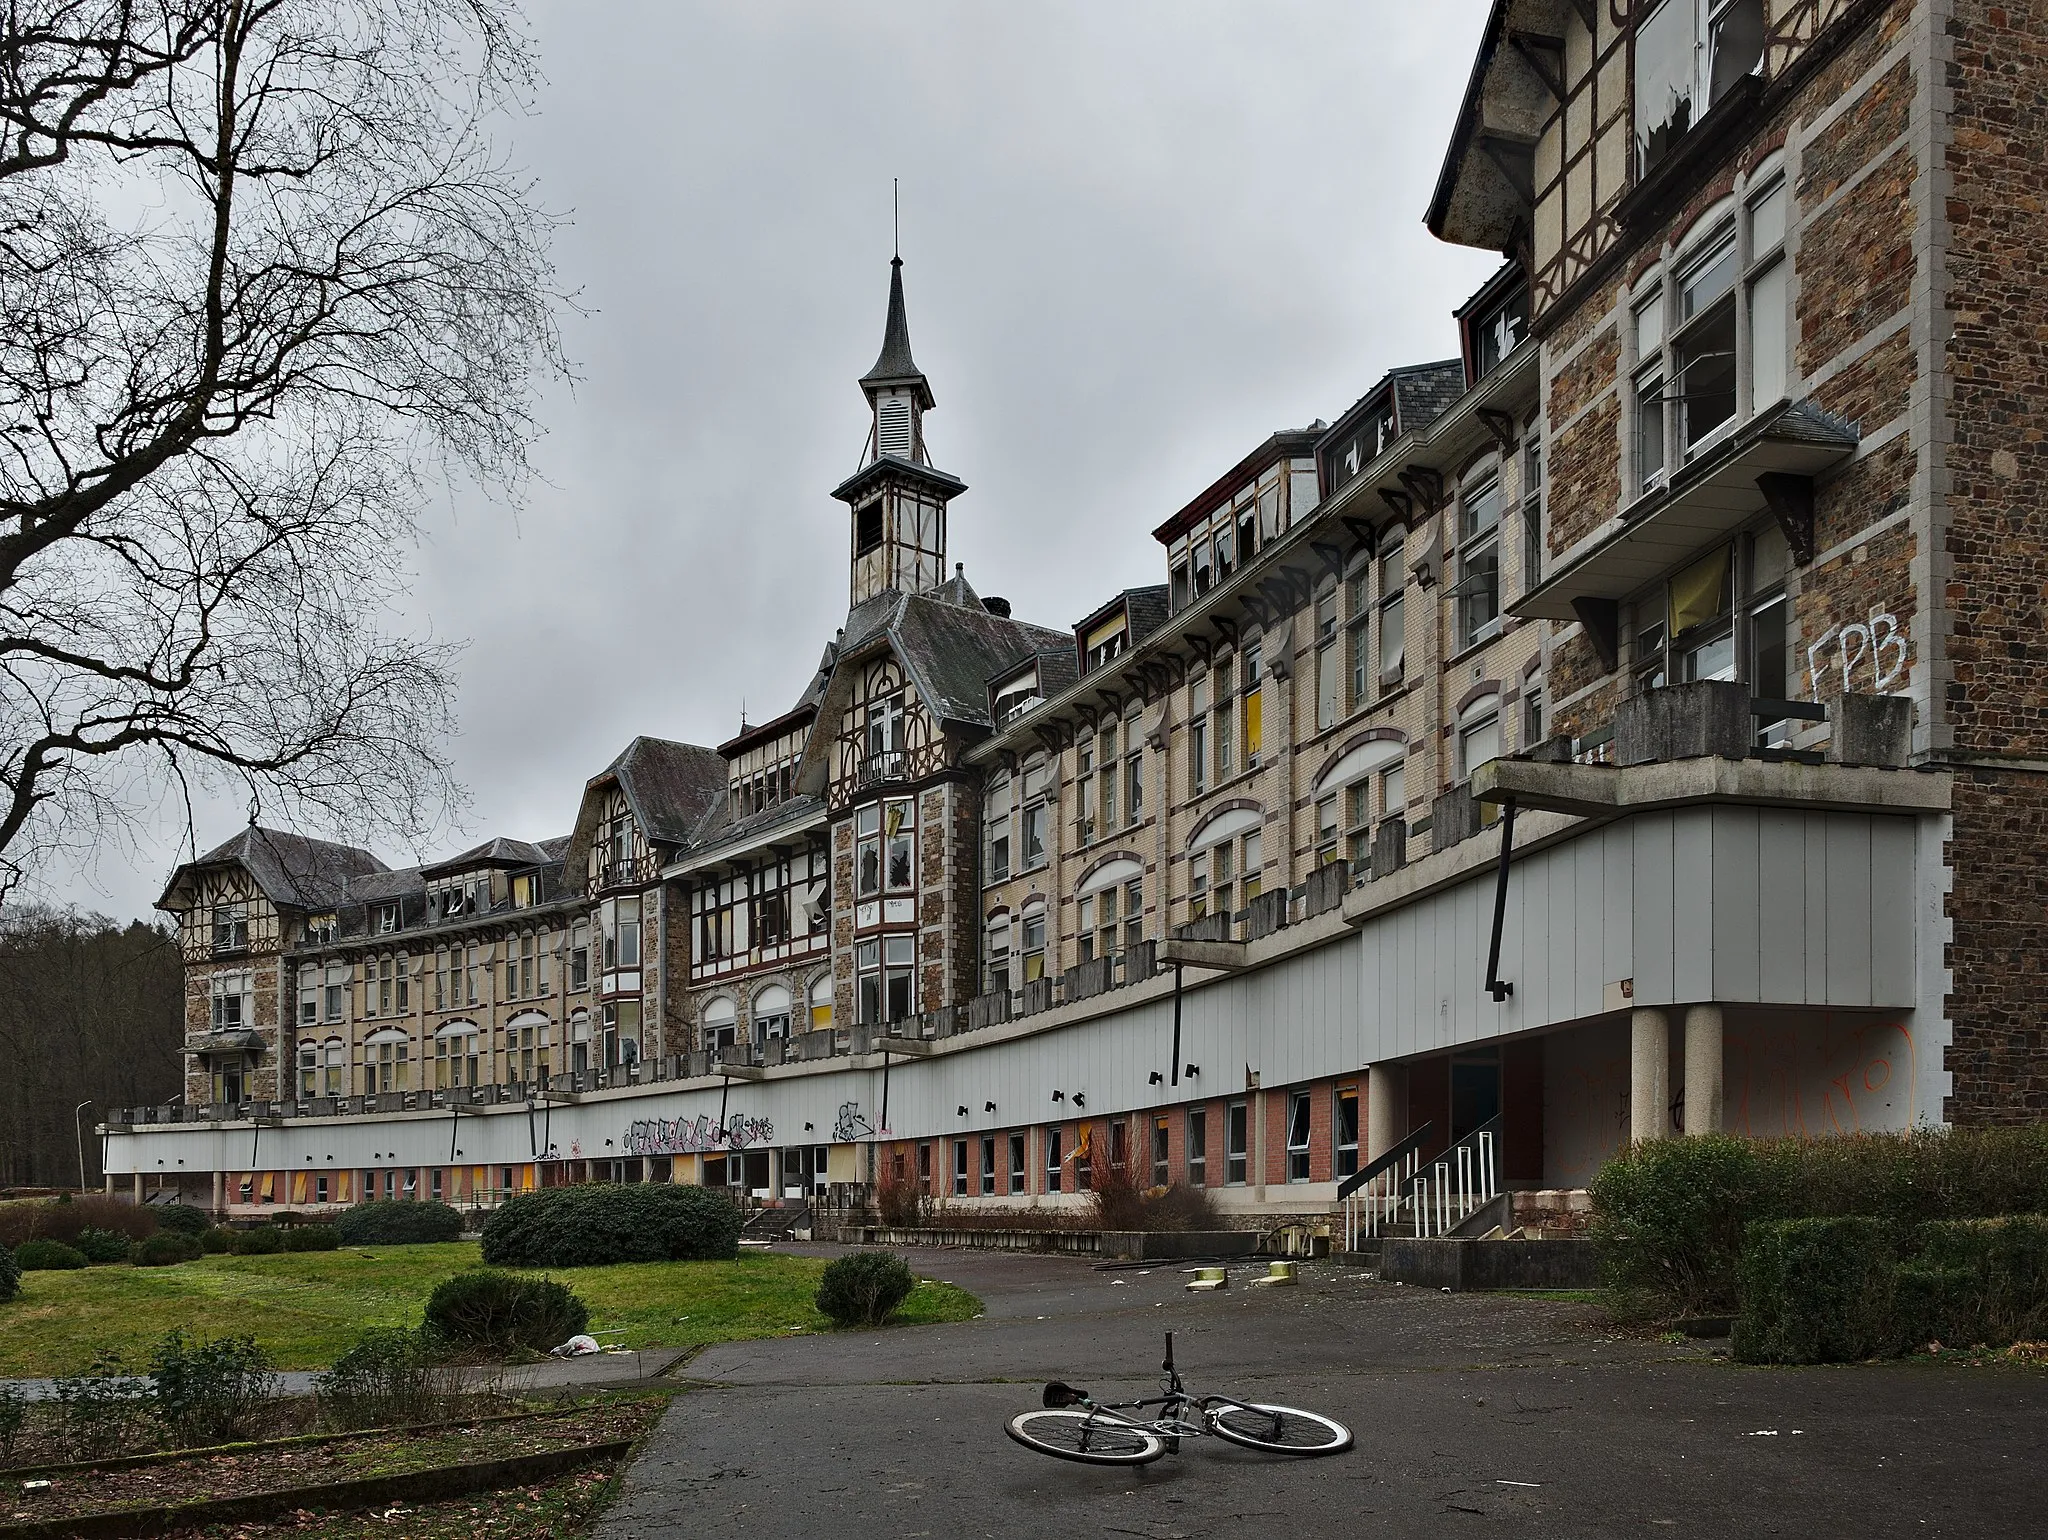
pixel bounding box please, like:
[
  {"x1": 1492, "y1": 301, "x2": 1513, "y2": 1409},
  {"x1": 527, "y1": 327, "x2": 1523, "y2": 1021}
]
[{"x1": 56, "y1": 1, "x2": 1500, "y2": 924}]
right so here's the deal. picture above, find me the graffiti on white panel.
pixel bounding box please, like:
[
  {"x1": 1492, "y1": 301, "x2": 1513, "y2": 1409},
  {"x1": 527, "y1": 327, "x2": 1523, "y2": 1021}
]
[
  {"x1": 832, "y1": 1101, "x2": 874, "y2": 1142},
  {"x1": 1807, "y1": 610, "x2": 1909, "y2": 699},
  {"x1": 624, "y1": 1112, "x2": 775, "y2": 1156}
]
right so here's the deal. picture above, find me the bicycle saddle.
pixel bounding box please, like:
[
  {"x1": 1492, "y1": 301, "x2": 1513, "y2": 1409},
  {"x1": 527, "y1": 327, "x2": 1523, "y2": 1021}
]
[{"x1": 1042, "y1": 1381, "x2": 1088, "y2": 1408}]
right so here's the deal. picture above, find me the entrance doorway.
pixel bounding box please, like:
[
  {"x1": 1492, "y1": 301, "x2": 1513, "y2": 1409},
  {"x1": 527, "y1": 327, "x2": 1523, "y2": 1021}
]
[
  {"x1": 1450, "y1": 1052, "x2": 1501, "y2": 1142},
  {"x1": 781, "y1": 1145, "x2": 831, "y2": 1199}
]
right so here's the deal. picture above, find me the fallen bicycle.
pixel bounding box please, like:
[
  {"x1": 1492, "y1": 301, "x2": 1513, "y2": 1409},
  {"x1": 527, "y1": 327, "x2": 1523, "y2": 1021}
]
[{"x1": 1005, "y1": 1331, "x2": 1353, "y2": 1466}]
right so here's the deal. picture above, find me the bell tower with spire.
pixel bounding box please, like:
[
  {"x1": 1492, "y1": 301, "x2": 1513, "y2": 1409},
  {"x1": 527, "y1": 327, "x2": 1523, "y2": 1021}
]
[{"x1": 832, "y1": 255, "x2": 966, "y2": 608}]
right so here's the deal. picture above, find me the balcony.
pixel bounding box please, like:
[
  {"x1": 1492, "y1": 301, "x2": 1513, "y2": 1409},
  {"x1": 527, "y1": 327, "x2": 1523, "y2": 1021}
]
[
  {"x1": 587, "y1": 853, "x2": 661, "y2": 895},
  {"x1": 1513, "y1": 399, "x2": 1858, "y2": 631}
]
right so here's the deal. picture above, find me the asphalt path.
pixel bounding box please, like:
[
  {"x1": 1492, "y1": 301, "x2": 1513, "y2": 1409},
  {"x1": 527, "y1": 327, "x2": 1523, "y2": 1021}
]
[{"x1": 599, "y1": 1245, "x2": 2047, "y2": 1539}]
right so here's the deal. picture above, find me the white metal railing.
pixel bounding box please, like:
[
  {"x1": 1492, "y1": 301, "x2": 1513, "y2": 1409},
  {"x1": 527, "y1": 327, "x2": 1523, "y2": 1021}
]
[{"x1": 1340, "y1": 1117, "x2": 1500, "y2": 1248}]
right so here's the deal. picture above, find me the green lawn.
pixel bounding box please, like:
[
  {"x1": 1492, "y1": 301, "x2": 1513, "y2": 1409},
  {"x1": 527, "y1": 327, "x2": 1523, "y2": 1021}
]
[{"x1": 0, "y1": 1244, "x2": 982, "y2": 1376}]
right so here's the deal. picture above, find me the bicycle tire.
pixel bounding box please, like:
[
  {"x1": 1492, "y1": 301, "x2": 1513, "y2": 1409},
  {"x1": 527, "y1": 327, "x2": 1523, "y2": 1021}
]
[
  {"x1": 1006, "y1": 1408, "x2": 1167, "y2": 1465},
  {"x1": 1205, "y1": 1401, "x2": 1354, "y2": 1456}
]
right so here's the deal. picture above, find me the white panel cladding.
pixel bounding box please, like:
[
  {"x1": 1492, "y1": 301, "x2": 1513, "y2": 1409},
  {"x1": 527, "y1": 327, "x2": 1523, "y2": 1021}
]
[{"x1": 1359, "y1": 806, "x2": 1927, "y2": 1065}]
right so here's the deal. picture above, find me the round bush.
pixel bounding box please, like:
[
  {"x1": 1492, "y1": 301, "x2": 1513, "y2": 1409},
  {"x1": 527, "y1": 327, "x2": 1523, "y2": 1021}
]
[
  {"x1": 200, "y1": 1228, "x2": 237, "y2": 1255},
  {"x1": 422, "y1": 1269, "x2": 588, "y2": 1353},
  {"x1": 131, "y1": 1231, "x2": 203, "y2": 1268},
  {"x1": 480, "y1": 1184, "x2": 742, "y2": 1268},
  {"x1": 0, "y1": 1244, "x2": 18, "y2": 1302},
  {"x1": 153, "y1": 1204, "x2": 211, "y2": 1237},
  {"x1": 231, "y1": 1226, "x2": 287, "y2": 1256},
  {"x1": 331, "y1": 1200, "x2": 465, "y2": 1246},
  {"x1": 15, "y1": 1239, "x2": 88, "y2": 1271},
  {"x1": 815, "y1": 1250, "x2": 916, "y2": 1328},
  {"x1": 285, "y1": 1225, "x2": 340, "y2": 1252},
  {"x1": 72, "y1": 1228, "x2": 133, "y2": 1265}
]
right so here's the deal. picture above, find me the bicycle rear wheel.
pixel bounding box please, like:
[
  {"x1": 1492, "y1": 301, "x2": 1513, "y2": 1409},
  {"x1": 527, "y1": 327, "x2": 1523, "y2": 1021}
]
[
  {"x1": 1206, "y1": 1401, "x2": 1353, "y2": 1456},
  {"x1": 1006, "y1": 1409, "x2": 1167, "y2": 1465}
]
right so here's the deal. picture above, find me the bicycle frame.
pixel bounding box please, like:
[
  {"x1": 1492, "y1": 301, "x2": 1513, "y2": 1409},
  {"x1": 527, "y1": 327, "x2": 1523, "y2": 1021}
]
[{"x1": 1044, "y1": 1332, "x2": 1280, "y2": 1451}]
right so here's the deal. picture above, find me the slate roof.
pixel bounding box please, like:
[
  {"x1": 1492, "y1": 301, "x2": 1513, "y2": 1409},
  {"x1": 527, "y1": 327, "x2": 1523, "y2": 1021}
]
[
  {"x1": 160, "y1": 826, "x2": 385, "y2": 912},
  {"x1": 1390, "y1": 360, "x2": 1468, "y2": 435},
  {"x1": 343, "y1": 867, "x2": 426, "y2": 903},
  {"x1": 1124, "y1": 585, "x2": 1171, "y2": 648},
  {"x1": 685, "y1": 791, "x2": 827, "y2": 865},
  {"x1": 421, "y1": 836, "x2": 557, "y2": 877},
  {"x1": 859, "y1": 256, "x2": 933, "y2": 408},
  {"x1": 892, "y1": 592, "x2": 1070, "y2": 729},
  {"x1": 608, "y1": 736, "x2": 729, "y2": 845}
]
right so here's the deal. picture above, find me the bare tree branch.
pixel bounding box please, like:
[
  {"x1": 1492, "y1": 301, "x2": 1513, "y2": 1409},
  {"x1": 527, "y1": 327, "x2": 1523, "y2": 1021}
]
[{"x1": 0, "y1": 0, "x2": 566, "y2": 898}]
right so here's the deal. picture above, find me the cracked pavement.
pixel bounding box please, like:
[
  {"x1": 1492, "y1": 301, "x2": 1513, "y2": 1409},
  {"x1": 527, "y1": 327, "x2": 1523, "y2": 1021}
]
[{"x1": 597, "y1": 1245, "x2": 2045, "y2": 1538}]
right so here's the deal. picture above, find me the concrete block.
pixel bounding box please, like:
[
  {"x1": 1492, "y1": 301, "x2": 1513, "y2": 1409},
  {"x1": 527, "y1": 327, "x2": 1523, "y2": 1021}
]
[
  {"x1": 1431, "y1": 785, "x2": 1482, "y2": 848},
  {"x1": 1099, "y1": 1229, "x2": 1261, "y2": 1261},
  {"x1": 1614, "y1": 680, "x2": 1750, "y2": 765},
  {"x1": 1371, "y1": 817, "x2": 1407, "y2": 879},
  {"x1": 1829, "y1": 693, "x2": 1913, "y2": 767},
  {"x1": 1379, "y1": 1237, "x2": 1600, "y2": 1292}
]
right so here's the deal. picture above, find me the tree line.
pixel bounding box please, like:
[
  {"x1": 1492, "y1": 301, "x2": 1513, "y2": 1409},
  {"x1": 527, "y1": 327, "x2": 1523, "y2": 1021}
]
[{"x1": 0, "y1": 908, "x2": 182, "y2": 1189}]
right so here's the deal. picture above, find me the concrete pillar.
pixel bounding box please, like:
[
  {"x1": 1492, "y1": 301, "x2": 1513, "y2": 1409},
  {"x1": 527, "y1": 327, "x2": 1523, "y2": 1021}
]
[
  {"x1": 1683, "y1": 1004, "x2": 1725, "y2": 1137},
  {"x1": 1365, "y1": 1063, "x2": 1406, "y2": 1164},
  {"x1": 132, "y1": 1171, "x2": 143, "y2": 1205},
  {"x1": 1252, "y1": 1085, "x2": 1268, "y2": 1203},
  {"x1": 1629, "y1": 1007, "x2": 1672, "y2": 1144},
  {"x1": 212, "y1": 1168, "x2": 225, "y2": 1216}
]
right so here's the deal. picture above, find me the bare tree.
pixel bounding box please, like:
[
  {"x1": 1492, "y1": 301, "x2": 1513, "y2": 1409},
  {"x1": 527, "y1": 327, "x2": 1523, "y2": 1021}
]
[{"x1": 0, "y1": 0, "x2": 566, "y2": 897}]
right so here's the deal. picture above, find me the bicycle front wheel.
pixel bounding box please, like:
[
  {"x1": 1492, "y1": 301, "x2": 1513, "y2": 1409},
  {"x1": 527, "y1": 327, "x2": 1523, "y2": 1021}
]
[
  {"x1": 1206, "y1": 1401, "x2": 1353, "y2": 1456},
  {"x1": 1006, "y1": 1409, "x2": 1167, "y2": 1465}
]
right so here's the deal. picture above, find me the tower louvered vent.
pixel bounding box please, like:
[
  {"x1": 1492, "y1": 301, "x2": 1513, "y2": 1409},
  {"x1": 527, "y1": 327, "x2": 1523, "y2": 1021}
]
[{"x1": 877, "y1": 396, "x2": 913, "y2": 459}]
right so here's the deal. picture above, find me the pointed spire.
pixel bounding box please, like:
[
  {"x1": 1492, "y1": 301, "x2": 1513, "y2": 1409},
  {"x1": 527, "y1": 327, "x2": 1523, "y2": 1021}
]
[{"x1": 860, "y1": 256, "x2": 934, "y2": 410}]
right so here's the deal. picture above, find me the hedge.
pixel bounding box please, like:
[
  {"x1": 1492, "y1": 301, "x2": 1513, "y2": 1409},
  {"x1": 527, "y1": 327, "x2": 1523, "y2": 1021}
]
[
  {"x1": 132, "y1": 1231, "x2": 204, "y2": 1267},
  {"x1": 15, "y1": 1239, "x2": 89, "y2": 1271},
  {"x1": 1731, "y1": 1216, "x2": 2048, "y2": 1363},
  {"x1": 480, "y1": 1183, "x2": 742, "y2": 1268},
  {"x1": 331, "y1": 1200, "x2": 465, "y2": 1246},
  {"x1": 1591, "y1": 1126, "x2": 2048, "y2": 1320},
  {"x1": 423, "y1": 1269, "x2": 588, "y2": 1352}
]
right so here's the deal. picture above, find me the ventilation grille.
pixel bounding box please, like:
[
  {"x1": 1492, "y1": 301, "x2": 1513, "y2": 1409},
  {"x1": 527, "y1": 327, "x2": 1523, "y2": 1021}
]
[{"x1": 877, "y1": 396, "x2": 913, "y2": 459}]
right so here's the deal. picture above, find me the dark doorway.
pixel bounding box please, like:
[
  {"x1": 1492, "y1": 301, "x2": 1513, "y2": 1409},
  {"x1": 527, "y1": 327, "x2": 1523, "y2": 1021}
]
[{"x1": 1450, "y1": 1054, "x2": 1502, "y2": 1142}]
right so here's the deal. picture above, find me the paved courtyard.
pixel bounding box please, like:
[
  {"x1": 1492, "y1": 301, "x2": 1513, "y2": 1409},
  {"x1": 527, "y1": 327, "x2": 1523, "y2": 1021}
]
[{"x1": 598, "y1": 1246, "x2": 2045, "y2": 1539}]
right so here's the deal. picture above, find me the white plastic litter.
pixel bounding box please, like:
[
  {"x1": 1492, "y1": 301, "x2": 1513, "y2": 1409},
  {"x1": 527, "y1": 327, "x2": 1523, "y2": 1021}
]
[{"x1": 551, "y1": 1333, "x2": 601, "y2": 1357}]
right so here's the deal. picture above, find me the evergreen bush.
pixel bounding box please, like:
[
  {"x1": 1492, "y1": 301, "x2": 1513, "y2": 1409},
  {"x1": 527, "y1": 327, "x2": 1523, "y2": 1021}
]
[
  {"x1": 1732, "y1": 1218, "x2": 1898, "y2": 1364},
  {"x1": 73, "y1": 1227, "x2": 134, "y2": 1264},
  {"x1": 153, "y1": 1204, "x2": 211, "y2": 1237},
  {"x1": 422, "y1": 1268, "x2": 588, "y2": 1353},
  {"x1": 480, "y1": 1183, "x2": 742, "y2": 1268},
  {"x1": 15, "y1": 1239, "x2": 89, "y2": 1270},
  {"x1": 330, "y1": 1199, "x2": 465, "y2": 1246},
  {"x1": 815, "y1": 1250, "x2": 915, "y2": 1328},
  {"x1": 131, "y1": 1231, "x2": 203, "y2": 1267},
  {"x1": 200, "y1": 1227, "x2": 237, "y2": 1254},
  {"x1": 230, "y1": 1226, "x2": 287, "y2": 1255},
  {"x1": 0, "y1": 1243, "x2": 19, "y2": 1302},
  {"x1": 285, "y1": 1224, "x2": 340, "y2": 1252}
]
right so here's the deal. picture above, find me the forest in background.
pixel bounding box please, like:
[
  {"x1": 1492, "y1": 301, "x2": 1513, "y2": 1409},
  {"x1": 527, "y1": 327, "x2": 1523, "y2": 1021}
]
[{"x1": 0, "y1": 908, "x2": 182, "y2": 1188}]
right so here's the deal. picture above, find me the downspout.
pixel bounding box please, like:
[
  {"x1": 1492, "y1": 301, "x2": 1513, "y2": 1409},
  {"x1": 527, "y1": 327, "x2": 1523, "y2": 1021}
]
[{"x1": 1484, "y1": 799, "x2": 1517, "y2": 1002}]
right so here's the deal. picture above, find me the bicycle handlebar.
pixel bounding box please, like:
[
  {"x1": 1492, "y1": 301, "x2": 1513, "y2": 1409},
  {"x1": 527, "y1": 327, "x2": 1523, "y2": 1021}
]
[{"x1": 1163, "y1": 1330, "x2": 1175, "y2": 1374}]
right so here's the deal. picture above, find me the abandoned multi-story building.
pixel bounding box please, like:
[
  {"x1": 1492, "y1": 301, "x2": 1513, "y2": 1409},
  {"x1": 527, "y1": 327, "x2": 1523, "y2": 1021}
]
[{"x1": 111, "y1": 0, "x2": 2045, "y2": 1232}]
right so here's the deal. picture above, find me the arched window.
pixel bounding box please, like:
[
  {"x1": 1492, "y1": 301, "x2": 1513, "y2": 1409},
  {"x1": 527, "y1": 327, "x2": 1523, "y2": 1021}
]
[
  {"x1": 434, "y1": 1019, "x2": 481, "y2": 1090},
  {"x1": 363, "y1": 1028, "x2": 410, "y2": 1096},
  {"x1": 322, "y1": 1037, "x2": 345, "y2": 1097},
  {"x1": 807, "y1": 974, "x2": 833, "y2": 1032},
  {"x1": 703, "y1": 995, "x2": 737, "y2": 1052},
  {"x1": 1019, "y1": 901, "x2": 1047, "y2": 984},
  {"x1": 1312, "y1": 739, "x2": 1407, "y2": 867},
  {"x1": 985, "y1": 911, "x2": 1012, "y2": 995},
  {"x1": 753, "y1": 984, "x2": 792, "y2": 1042}
]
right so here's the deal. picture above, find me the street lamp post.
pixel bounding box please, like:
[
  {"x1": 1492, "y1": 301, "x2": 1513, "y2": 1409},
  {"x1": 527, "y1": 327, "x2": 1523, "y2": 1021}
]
[{"x1": 73, "y1": 1100, "x2": 93, "y2": 1192}]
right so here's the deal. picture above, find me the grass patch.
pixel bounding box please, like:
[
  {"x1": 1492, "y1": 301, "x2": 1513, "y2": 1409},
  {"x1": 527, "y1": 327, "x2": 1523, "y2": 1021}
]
[{"x1": 0, "y1": 1244, "x2": 981, "y2": 1375}]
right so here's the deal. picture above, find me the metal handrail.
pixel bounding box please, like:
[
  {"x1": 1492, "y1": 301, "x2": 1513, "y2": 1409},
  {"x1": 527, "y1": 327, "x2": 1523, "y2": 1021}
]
[{"x1": 1336, "y1": 1120, "x2": 1435, "y2": 1201}]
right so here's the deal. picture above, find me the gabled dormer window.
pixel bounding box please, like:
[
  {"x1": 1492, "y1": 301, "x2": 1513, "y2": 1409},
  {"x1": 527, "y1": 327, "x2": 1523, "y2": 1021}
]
[
  {"x1": 211, "y1": 902, "x2": 248, "y2": 955},
  {"x1": 1634, "y1": 0, "x2": 1766, "y2": 177},
  {"x1": 375, "y1": 902, "x2": 400, "y2": 934},
  {"x1": 1082, "y1": 613, "x2": 1128, "y2": 674}
]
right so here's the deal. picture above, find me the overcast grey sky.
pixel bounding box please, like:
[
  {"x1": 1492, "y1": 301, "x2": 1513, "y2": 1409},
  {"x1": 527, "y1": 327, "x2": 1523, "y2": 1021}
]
[{"x1": 55, "y1": 1, "x2": 1499, "y2": 924}]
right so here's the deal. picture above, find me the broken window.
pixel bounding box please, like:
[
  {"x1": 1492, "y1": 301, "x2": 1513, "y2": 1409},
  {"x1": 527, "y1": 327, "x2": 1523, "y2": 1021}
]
[
  {"x1": 210, "y1": 970, "x2": 252, "y2": 1030},
  {"x1": 985, "y1": 913, "x2": 1011, "y2": 995},
  {"x1": 884, "y1": 933, "x2": 915, "y2": 1021},
  {"x1": 1225, "y1": 1101, "x2": 1248, "y2": 1186},
  {"x1": 1455, "y1": 473, "x2": 1503, "y2": 651},
  {"x1": 884, "y1": 798, "x2": 914, "y2": 891},
  {"x1": 1336, "y1": 1086, "x2": 1360, "y2": 1179},
  {"x1": 570, "y1": 921, "x2": 589, "y2": 990},
  {"x1": 1634, "y1": 0, "x2": 1765, "y2": 178},
  {"x1": 1472, "y1": 283, "x2": 1528, "y2": 379},
  {"x1": 855, "y1": 803, "x2": 882, "y2": 897},
  {"x1": 1187, "y1": 1109, "x2": 1207, "y2": 1186},
  {"x1": 1020, "y1": 903, "x2": 1046, "y2": 983},
  {"x1": 855, "y1": 500, "x2": 883, "y2": 556},
  {"x1": 211, "y1": 902, "x2": 247, "y2": 954},
  {"x1": 1287, "y1": 1091, "x2": 1313, "y2": 1182}
]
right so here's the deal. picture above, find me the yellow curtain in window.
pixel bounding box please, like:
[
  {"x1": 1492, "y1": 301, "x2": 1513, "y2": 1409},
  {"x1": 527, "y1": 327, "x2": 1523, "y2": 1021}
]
[
  {"x1": 1243, "y1": 688, "x2": 1263, "y2": 757},
  {"x1": 1669, "y1": 545, "x2": 1731, "y2": 634},
  {"x1": 290, "y1": 1172, "x2": 307, "y2": 1204},
  {"x1": 810, "y1": 1003, "x2": 832, "y2": 1030},
  {"x1": 259, "y1": 1172, "x2": 274, "y2": 1200},
  {"x1": 337, "y1": 1171, "x2": 352, "y2": 1202}
]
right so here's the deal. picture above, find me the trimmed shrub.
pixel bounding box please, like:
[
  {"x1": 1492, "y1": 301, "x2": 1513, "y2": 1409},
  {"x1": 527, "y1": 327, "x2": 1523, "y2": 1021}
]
[
  {"x1": 154, "y1": 1204, "x2": 211, "y2": 1237},
  {"x1": 132, "y1": 1231, "x2": 204, "y2": 1267},
  {"x1": 285, "y1": 1224, "x2": 340, "y2": 1252},
  {"x1": 16, "y1": 1239, "x2": 89, "y2": 1271},
  {"x1": 74, "y1": 1227, "x2": 134, "y2": 1264},
  {"x1": 1733, "y1": 1218, "x2": 1898, "y2": 1364},
  {"x1": 200, "y1": 1227, "x2": 237, "y2": 1254},
  {"x1": 422, "y1": 1269, "x2": 588, "y2": 1353},
  {"x1": 147, "y1": 1328, "x2": 277, "y2": 1446},
  {"x1": 230, "y1": 1226, "x2": 287, "y2": 1256},
  {"x1": 316, "y1": 1327, "x2": 442, "y2": 1430},
  {"x1": 1903, "y1": 1217, "x2": 2048, "y2": 1349},
  {"x1": 480, "y1": 1183, "x2": 742, "y2": 1268},
  {"x1": 1594, "y1": 1126, "x2": 2048, "y2": 1322},
  {"x1": 815, "y1": 1250, "x2": 915, "y2": 1328},
  {"x1": 0, "y1": 1243, "x2": 19, "y2": 1302},
  {"x1": 331, "y1": 1199, "x2": 465, "y2": 1246}
]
